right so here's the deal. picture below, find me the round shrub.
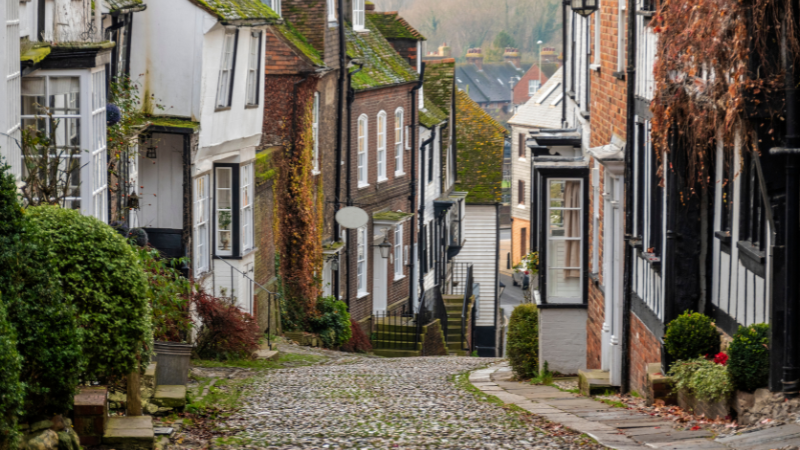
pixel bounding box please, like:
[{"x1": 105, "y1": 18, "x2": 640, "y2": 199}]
[
  {"x1": 0, "y1": 294, "x2": 23, "y2": 450},
  {"x1": 728, "y1": 323, "x2": 770, "y2": 392},
  {"x1": 310, "y1": 296, "x2": 352, "y2": 349},
  {"x1": 664, "y1": 311, "x2": 720, "y2": 362},
  {"x1": 507, "y1": 303, "x2": 539, "y2": 379},
  {"x1": 26, "y1": 206, "x2": 153, "y2": 382}
]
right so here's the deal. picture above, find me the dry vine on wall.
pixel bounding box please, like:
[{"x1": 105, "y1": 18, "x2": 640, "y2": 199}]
[
  {"x1": 264, "y1": 76, "x2": 324, "y2": 328},
  {"x1": 650, "y1": 0, "x2": 796, "y2": 189}
]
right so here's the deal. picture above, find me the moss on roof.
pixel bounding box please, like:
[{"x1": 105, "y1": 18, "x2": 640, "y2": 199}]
[
  {"x1": 373, "y1": 211, "x2": 413, "y2": 221},
  {"x1": 365, "y1": 12, "x2": 425, "y2": 40},
  {"x1": 419, "y1": 96, "x2": 447, "y2": 128},
  {"x1": 190, "y1": 0, "x2": 280, "y2": 23},
  {"x1": 273, "y1": 21, "x2": 324, "y2": 66},
  {"x1": 346, "y1": 16, "x2": 419, "y2": 91},
  {"x1": 423, "y1": 59, "x2": 455, "y2": 114},
  {"x1": 455, "y1": 90, "x2": 506, "y2": 204},
  {"x1": 146, "y1": 116, "x2": 200, "y2": 131},
  {"x1": 21, "y1": 46, "x2": 51, "y2": 64}
]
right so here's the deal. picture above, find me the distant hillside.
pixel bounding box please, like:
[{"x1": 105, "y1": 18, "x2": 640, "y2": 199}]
[{"x1": 371, "y1": 0, "x2": 562, "y2": 61}]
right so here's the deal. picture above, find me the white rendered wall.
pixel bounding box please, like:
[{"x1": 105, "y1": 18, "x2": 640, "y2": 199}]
[{"x1": 538, "y1": 308, "x2": 587, "y2": 375}]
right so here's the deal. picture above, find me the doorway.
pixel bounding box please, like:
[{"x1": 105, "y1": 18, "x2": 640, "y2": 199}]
[{"x1": 602, "y1": 173, "x2": 624, "y2": 385}]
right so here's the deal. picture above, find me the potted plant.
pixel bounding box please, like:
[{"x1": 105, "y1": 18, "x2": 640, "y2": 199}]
[{"x1": 219, "y1": 211, "x2": 232, "y2": 250}]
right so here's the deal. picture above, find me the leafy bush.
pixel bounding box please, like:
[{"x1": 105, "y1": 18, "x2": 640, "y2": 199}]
[
  {"x1": 26, "y1": 206, "x2": 153, "y2": 381},
  {"x1": 341, "y1": 319, "x2": 373, "y2": 353},
  {"x1": 664, "y1": 311, "x2": 720, "y2": 362},
  {"x1": 193, "y1": 290, "x2": 260, "y2": 360},
  {"x1": 728, "y1": 323, "x2": 770, "y2": 392},
  {"x1": 136, "y1": 247, "x2": 193, "y2": 342},
  {"x1": 0, "y1": 163, "x2": 83, "y2": 420},
  {"x1": 507, "y1": 303, "x2": 539, "y2": 379},
  {"x1": 0, "y1": 294, "x2": 23, "y2": 450},
  {"x1": 668, "y1": 358, "x2": 733, "y2": 402},
  {"x1": 309, "y1": 296, "x2": 352, "y2": 349}
]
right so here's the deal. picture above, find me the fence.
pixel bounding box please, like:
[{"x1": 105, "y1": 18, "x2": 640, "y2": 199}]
[
  {"x1": 461, "y1": 264, "x2": 474, "y2": 352},
  {"x1": 372, "y1": 305, "x2": 419, "y2": 350}
]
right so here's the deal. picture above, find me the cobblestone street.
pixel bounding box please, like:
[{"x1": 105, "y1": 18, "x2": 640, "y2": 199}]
[{"x1": 205, "y1": 351, "x2": 606, "y2": 450}]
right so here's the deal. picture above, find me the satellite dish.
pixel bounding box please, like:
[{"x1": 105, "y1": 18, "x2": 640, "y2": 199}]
[{"x1": 335, "y1": 206, "x2": 369, "y2": 229}]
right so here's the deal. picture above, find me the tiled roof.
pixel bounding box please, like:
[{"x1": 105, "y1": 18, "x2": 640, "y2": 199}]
[
  {"x1": 104, "y1": 0, "x2": 145, "y2": 13},
  {"x1": 189, "y1": 0, "x2": 281, "y2": 24},
  {"x1": 366, "y1": 11, "x2": 425, "y2": 40},
  {"x1": 419, "y1": 95, "x2": 447, "y2": 128},
  {"x1": 508, "y1": 67, "x2": 563, "y2": 130},
  {"x1": 346, "y1": 15, "x2": 419, "y2": 91},
  {"x1": 423, "y1": 59, "x2": 455, "y2": 114},
  {"x1": 455, "y1": 90, "x2": 506, "y2": 204},
  {"x1": 456, "y1": 61, "x2": 529, "y2": 104},
  {"x1": 272, "y1": 21, "x2": 324, "y2": 67}
]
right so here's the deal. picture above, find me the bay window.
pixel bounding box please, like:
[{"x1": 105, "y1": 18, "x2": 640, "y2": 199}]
[
  {"x1": 213, "y1": 162, "x2": 254, "y2": 259},
  {"x1": 312, "y1": 93, "x2": 320, "y2": 173},
  {"x1": 395, "y1": 108, "x2": 404, "y2": 176},
  {"x1": 194, "y1": 175, "x2": 210, "y2": 274},
  {"x1": 241, "y1": 163, "x2": 254, "y2": 254},
  {"x1": 358, "y1": 114, "x2": 368, "y2": 186},
  {"x1": 216, "y1": 29, "x2": 238, "y2": 109},
  {"x1": 394, "y1": 224, "x2": 404, "y2": 279},
  {"x1": 377, "y1": 111, "x2": 387, "y2": 181},
  {"x1": 353, "y1": 0, "x2": 365, "y2": 31},
  {"x1": 357, "y1": 226, "x2": 368, "y2": 296},
  {"x1": 245, "y1": 31, "x2": 262, "y2": 107}
]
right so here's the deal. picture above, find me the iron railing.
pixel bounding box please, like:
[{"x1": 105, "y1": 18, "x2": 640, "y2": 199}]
[
  {"x1": 417, "y1": 288, "x2": 449, "y2": 346},
  {"x1": 451, "y1": 262, "x2": 473, "y2": 296},
  {"x1": 372, "y1": 305, "x2": 419, "y2": 351},
  {"x1": 461, "y1": 264, "x2": 474, "y2": 352}
]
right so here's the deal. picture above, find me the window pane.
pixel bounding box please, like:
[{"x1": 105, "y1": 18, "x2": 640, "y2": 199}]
[
  {"x1": 217, "y1": 167, "x2": 233, "y2": 254},
  {"x1": 48, "y1": 77, "x2": 80, "y2": 114}
]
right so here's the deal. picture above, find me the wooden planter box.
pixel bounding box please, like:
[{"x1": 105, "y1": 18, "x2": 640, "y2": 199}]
[{"x1": 677, "y1": 388, "x2": 731, "y2": 419}]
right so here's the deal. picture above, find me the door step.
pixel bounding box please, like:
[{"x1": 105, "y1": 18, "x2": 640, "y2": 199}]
[{"x1": 578, "y1": 369, "x2": 619, "y2": 396}]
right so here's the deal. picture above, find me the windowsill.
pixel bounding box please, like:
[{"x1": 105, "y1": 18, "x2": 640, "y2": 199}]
[
  {"x1": 378, "y1": 176, "x2": 389, "y2": 183},
  {"x1": 354, "y1": 28, "x2": 369, "y2": 33},
  {"x1": 566, "y1": 90, "x2": 575, "y2": 99},
  {"x1": 517, "y1": 157, "x2": 527, "y2": 162},
  {"x1": 215, "y1": 106, "x2": 232, "y2": 112},
  {"x1": 328, "y1": 19, "x2": 338, "y2": 28},
  {"x1": 612, "y1": 71, "x2": 626, "y2": 81},
  {"x1": 241, "y1": 246, "x2": 258, "y2": 259},
  {"x1": 589, "y1": 64, "x2": 601, "y2": 72},
  {"x1": 516, "y1": 204, "x2": 526, "y2": 209},
  {"x1": 358, "y1": 182, "x2": 370, "y2": 189},
  {"x1": 395, "y1": 171, "x2": 406, "y2": 177},
  {"x1": 245, "y1": 104, "x2": 260, "y2": 109},
  {"x1": 357, "y1": 291, "x2": 370, "y2": 299},
  {"x1": 714, "y1": 230, "x2": 732, "y2": 245},
  {"x1": 393, "y1": 274, "x2": 406, "y2": 282},
  {"x1": 580, "y1": 110, "x2": 591, "y2": 119},
  {"x1": 737, "y1": 240, "x2": 766, "y2": 264},
  {"x1": 636, "y1": 9, "x2": 656, "y2": 16}
]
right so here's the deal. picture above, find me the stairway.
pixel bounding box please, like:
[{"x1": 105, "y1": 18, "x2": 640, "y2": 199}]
[
  {"x1": 443, "y1": 295, "x2": 471, "y2": 356},
  {"x1": 371, "y1": 316, "x2": 424, "y2": 357}
]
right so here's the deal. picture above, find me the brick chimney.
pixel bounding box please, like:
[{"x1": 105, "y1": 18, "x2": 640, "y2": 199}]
[
  {"x1": 504, "y1": 47, "x2": 521, "y2": 69},
  {"x1": 439, "y1": 43, "x2": 452, "y2": 58},
  {"x1": 466, "y1": 48, "x2": 484, "y2": 71},
  {"x1": 365, "y1": 1, "x2": 375, "y2": 10}
]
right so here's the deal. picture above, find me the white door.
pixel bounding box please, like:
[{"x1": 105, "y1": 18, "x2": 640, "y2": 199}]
[
  {"x1": 373, "y1": 247, "x2": 388, "y2": 313},
  {"x1": 602, "y1": 174, "x2": 624, "y2": 385}
]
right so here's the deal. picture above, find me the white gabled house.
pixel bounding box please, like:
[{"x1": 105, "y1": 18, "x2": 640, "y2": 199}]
[{"x1": 130, "y1": 0, "x2": 279, "y2": 312}]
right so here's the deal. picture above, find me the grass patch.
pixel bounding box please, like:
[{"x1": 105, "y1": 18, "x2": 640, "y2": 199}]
[
  {"x1": 598, "y1": 398, "x2": 627, "y2": 408},
  {"x1": 191, "y1": 352, "x2": 324, "y2": 370},
  {"x1": 630, "y1": 390, "x2": 641, "y2": 398}
]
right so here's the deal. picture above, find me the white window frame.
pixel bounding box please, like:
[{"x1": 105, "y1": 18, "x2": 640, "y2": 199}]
[
  {"x1": 245, "y1": 31, "x2": 262, "y2": 107},
  {"x1": 528, "y1": 79, "x2": 540, "y2": 95},
  {"x1": 357, "y1": 226, "x2": 369, "y2": 296},
  {"x1": 312, "y1": 92, "x2": 320, "y2": 174},
  {"x1": 394, "y1": 223, "x2": 404, "y2": 279},
  {"x1": 91, "y1": 69, "x2": 107, "y2": 223},
  {"x1": 592, "y1": 0, "x2": 601, "y2": 68},
  {"x1": 270, "y1": 0, "x2": 282, "y2": 17},
  {"x1": 216, "y1": 29, "x2": 238, "y2": 109},
  {"x1": 353, "y1": 0, "x2": 365, "y2": 31},
  {"x1": 241, "y1": 163, "x2": 254, "y2": 254},
  {"x1": 327, "y1": 0, "x2": 336, "y2": 22},
  {"x1": 215, "y1": 166, "x2": 235, "y2": 257},
  {"x1": 357, "y1": 114, "x2": 369, "y2": 187},
  {"x1": 377, "y1": 111, "x2": 387, "y2": 181},
  {"x1": 617, "y1": 0, "x2": 625, "y2": 73},
  {"x1": 194, "y1": 175, "x2": 210, "y2": 275},
  {"x1": 546, "y1": 177, "x2": 585, "y2": 303},
  {"x1": 395, "y1": 108, "x2": 404, "y2": 176}
]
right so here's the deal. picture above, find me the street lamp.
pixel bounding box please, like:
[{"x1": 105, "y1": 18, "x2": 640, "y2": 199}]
[
  {"x1": 537, "y1": 40, "x2": 543, "y2": 88},
  {"x1": 375, "y1": 230, "x2": 392, "y2": 259},
  {"x1": 571, "y1": 0, "x2": 598, "y2": 16}
]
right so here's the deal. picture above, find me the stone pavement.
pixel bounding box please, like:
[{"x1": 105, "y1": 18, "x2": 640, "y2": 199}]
[{"x1": 474, "y1": 362, "x2": 800, "y2": 450}]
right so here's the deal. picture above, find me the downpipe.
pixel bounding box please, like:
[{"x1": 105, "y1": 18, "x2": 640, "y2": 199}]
[{"x1": 409, "y1": 63, "x2": 426, "y2": 311}]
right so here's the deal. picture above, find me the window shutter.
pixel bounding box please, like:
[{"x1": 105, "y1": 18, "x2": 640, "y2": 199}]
[
  {"x1": 518, "y1": 180, "x2": 524, "y2": 205},
  {"x1": 518, "y1": 133, "x2": 525, "y2": 157}
]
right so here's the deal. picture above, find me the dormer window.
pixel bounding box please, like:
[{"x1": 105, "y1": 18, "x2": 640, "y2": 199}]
[
  {"x1": 269, "y1": 0, "x2": 282, "y2": 18},
  {"x1": 353, "y1": 0, "x2": 365, "y2": 31}
]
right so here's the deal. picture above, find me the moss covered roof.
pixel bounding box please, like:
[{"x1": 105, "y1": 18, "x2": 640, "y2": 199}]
[
  {"x1": 21, "y1": 46, "x2": 51, "y2": 64},
  {"x1": 365, "y1": 12, "x2": 425, "y2": 40},
  {"x1": 104, "y1": 0, "x2": 145, "y2": 13},
  {"x1": 419, "y1": 96, "x2": 447, "y2": 128},
  {"x1": 455, "y1": 90, "x2": 506, "y2": 204},
  {"x1": 273, "y1": 21, "x2": 324, "y2": 67},
  {"x1": 373, "y1": 211, "x2": 414, "y2": 221},
  {"x1": 346, "y1": 16, "x2": 419, "y2": 91},
  {"x1": 189, "y1": 0, "x2": 280, "y2": 23},
  {"x1": 145, "y1": 116, "x2": 200, "y2": 131},
  {"x1": 423, "y1": 59, "x2": 455, "y2": 114}
]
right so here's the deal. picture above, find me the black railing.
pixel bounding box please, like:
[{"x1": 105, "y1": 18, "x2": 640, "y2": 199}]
[
  {"x1": 451, "y1": 262, "x2": 472, "y2": 296},
  {"x1": 372, "y1": 306, "x2": 419, "y2": 351},
  {"x1": 461, "y1": 264, "x2": 474, "y2": 352},
  {"x1": 417, "y1": 289, "x2": 449, "y2": 346}
]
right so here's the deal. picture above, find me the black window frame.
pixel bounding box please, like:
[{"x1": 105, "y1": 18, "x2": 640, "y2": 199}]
[
  {"x1": 649, "y1": 136, "x2": 663, "y2": 257},
  {"x1": 213, "y1": 163, "x2": 242, "y2": 259}
]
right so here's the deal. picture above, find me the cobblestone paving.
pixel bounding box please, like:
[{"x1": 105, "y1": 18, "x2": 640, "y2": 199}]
[{"x1": 212, "y1": 353, "x2": 607, "y2": 450}]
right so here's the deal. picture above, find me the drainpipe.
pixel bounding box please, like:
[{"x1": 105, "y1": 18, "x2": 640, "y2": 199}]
[
  {"x1": 333, "y1": 0, "x2": 347, "y2": 301},
  {"x1": 409, "y1": 63, "x2": 426, "y2": 311},
  {"x1": 344, "y1": 62, "x2": 363, "y2": 308},
  {"x1": 561, "y1": 0, "x2": 569, "y2": 126},
  {"x1": 620, "y1": 0, "x2": 637, "y2": 394},
  {"x1": 780, "y1": 0, "x2": 800, "y2": 398},
  {"x1": 418, "y1": 131, "x2": 436, "y2": 306}
]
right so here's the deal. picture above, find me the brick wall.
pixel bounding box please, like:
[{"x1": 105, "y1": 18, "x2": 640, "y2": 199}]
[
  {"x1": 629, "y1": 311, "x2": 662, "y2": 397},
  {"x1": 421, "y1": 319, "x2": 447, "y2": 356},
  {"x1": 386, "y1": 38, "x2": 419, "y2": 69},
  {"x1": 512, "y1": 65, "x2": 548, "y2": 105},
  {"x1": 282, "y1": 0, "x2": 340, "y2": 69},
  {"x1": 345, "y1": 84, "x2": 416, "y2": 322}
]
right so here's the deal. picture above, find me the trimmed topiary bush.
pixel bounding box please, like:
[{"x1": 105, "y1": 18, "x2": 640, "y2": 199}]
[
  {"x1": 26, "y1": 206, "x2": 153, "y2": 382},
  {"x1": 507, "y1": 303, "x2": 539, "y2": 379},
  {"x1": 728, "y1": 323, "x2": 770, "y2": 392},
  {"x1": 310, "y1": 296, "x2": 352, "y2": 349},
  {"x1": 664, "y1": 311, "x2": 720, "y2": 362},
  {"x1": 0, "y1": 294, "x2": 23, "y2": 450}
]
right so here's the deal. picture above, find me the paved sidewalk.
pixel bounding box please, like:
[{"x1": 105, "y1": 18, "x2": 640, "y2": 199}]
[{"x1": 472, "y1": 362, "x2": 800, "y2": 450}]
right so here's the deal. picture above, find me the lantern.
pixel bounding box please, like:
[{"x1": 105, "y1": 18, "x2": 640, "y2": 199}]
[{"x1": 571, "y1": 0, "x2": 598, "y2": 16}]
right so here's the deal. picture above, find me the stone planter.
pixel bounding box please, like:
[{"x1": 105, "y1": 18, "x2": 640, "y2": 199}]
[
  {"x1": 153, "y1": 341, "x2": 192, "y2": 386},
  {"x1": 677, "y1": 388, "x2": 731, "y2": 419}
]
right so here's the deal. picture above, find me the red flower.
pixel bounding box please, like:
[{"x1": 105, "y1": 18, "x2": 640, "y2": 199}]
[{"x1": 713, "y1": 352, "x2": 728, "y2": 365}]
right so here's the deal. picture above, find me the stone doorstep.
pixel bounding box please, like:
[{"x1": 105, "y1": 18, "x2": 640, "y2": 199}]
[
  {"x1": 151, "y1": 385, "x2": 186, "y2": 408},
  {"x1": 103, "y1": 416, "x2": 154, "y2": 450}
]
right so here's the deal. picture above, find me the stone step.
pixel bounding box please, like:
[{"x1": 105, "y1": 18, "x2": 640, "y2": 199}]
[
  {"x1": 372, "y1": 348, "x2": 421, "y2": 358},
  {"x1": 447, "y1": 341, "x2": 467, "y2": 351},
  {"x1": 151, "y1": 385, "x2": 186, "y2": 410},
  {"x1": 373, "y1": 324, "x2": 418, "y2": 333},
  {"x1": 578, "y1": 369, "x2": 619, "y2": 396},
  {"x1": 103, "y1": 416, "x2": 154, "y2": 450},
  {"x1": 143, "y1": 362, "x2": 157, "y2": 389}
]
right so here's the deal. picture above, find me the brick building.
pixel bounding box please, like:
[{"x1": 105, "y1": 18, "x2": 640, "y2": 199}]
[{"x1": 511, "y1": 64, "x2": 549, "y2": 107}]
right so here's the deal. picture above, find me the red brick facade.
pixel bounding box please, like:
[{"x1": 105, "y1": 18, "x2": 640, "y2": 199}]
[
  {"x1": 512, "y1": 64, "x2": 548, "y2": 106},
  {"x1": 629, "y1": 312, "x2": 662, "y2": 397}
]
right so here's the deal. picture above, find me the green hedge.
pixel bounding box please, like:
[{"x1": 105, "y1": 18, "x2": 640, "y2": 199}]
[
  {"x1": 26, "y1": 206, "x2": 153, "y2": 382},
  {"x1": 664, "y1": 311, "x2": 720, "y2": 362},
  {"x1": 507, "y1": 303, "x2": 539, "y2": 379},
  {"x1": 0, "y1": 294, "x2": 23, "y2": 450},
  {"x1": 310, "y1": 296, "x2": 352, "y2": 349},
  {"x1": 728, "y1": 324, "x2": 770, "y2": 392}
]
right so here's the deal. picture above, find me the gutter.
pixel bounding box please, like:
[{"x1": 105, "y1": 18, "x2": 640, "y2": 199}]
[
  {"x1": 621, "y1": 0, "x2": 637, "y2": 394},
  {"x1": 334, "y1": 0, "x2": 347, "y2": 303},
  {"x1": 344, "y1": 61, "x2": 364, "y2": 307},
  {"x1": 561, "y1": 0, "x2": 569, "y2": 127},
  {"x1": 409, "y1": 63, "x2": 426, "y2": 311}
]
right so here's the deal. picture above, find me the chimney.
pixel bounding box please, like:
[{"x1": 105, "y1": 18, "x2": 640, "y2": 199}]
[
  {"x1": 504, "y1": 47, "x2": 521, "y2": 69},
  {"x1": 439, "y1": 43, "x2": 452, "y2": 58},
  {"x1": 466, "y1": 48, "x2": 484, "y2": 71},
  {"x1": 541, "y1": 47, "x2": 558, "y2": 64},
  {"x1": 365, "y1": 1, "x2": 375, "y2": 10}
]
